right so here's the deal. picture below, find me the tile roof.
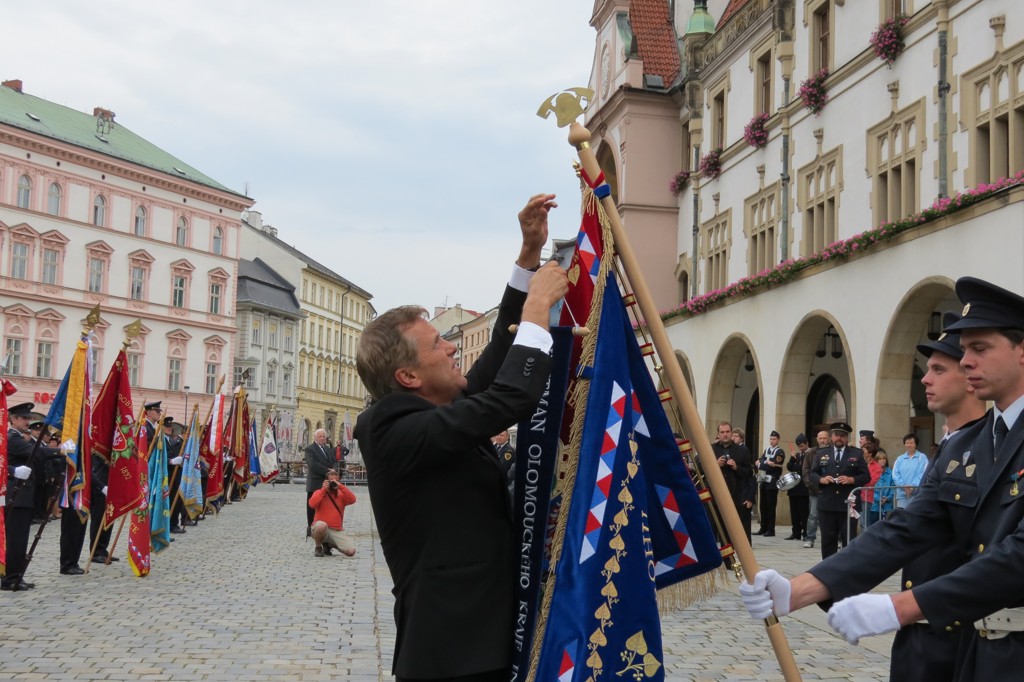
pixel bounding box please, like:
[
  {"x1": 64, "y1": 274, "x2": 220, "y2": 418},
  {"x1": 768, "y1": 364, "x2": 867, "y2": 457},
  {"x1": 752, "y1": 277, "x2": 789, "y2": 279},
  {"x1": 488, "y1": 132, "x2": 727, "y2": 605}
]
[
  {"x1": 719, "y1": 0, "x2": 755, "y2": 27},
  {"x1": 630, "y1": 0, "x2": 681, "y2": 85},
  {"x1": 237, "y1": 258, "x2": 303, "y2": 317},
  {"x1": 0, "y1": 83, "x2": 245, "y2": 198}
]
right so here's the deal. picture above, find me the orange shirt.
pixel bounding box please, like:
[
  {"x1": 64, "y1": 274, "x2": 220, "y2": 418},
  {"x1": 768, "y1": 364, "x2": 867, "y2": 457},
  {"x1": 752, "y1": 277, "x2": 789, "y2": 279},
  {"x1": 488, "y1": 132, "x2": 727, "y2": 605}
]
[{"x1": 309, "y1": 484, "x2": 357, "y2": 530}]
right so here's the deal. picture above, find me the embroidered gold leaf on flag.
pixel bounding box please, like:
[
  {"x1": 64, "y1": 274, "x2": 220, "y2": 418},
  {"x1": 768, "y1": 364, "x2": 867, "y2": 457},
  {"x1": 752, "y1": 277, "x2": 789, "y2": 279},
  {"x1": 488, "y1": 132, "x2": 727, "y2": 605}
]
[
  {"x1": 609, "y1": 534, "x2": 625, "y2": 551},
  {"x1": 604, "y1": 555, "x2": 621, "y2": 574},
  {"x1": 614, "y1": 509, "x2": 630, "y2": 526},
  {"x1": 618, "y1": 486, "x2": 633, "y2": 504},
  {"x1": 601, "y1": 581, "x2": 619, "y2": 598},
  {"x1": 627, "y1": 460, "x2": 639, "y2": 478},
  {"x1": 594, "y1": 603, "x2": 612, "y2": 623},
  {"x1": 625, "y1": 631, "x2": 649, "y2": 655}
]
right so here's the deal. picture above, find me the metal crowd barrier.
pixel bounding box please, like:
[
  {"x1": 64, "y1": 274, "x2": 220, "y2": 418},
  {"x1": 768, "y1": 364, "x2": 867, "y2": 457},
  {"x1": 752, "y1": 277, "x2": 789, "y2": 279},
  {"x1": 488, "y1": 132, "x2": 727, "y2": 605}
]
[{"x1": 849, "y1": 484, "x2": 919, "y2": 528}]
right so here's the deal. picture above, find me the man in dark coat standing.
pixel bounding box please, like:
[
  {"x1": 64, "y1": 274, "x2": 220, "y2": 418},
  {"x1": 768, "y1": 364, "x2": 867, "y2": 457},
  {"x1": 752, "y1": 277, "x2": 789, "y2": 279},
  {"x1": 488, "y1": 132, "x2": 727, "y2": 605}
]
[
  {"x1": 354, "y1": 193, "x2": 568, "y2": 682},
  {"x1": 303, "y1": 428, "x2": 335, "y2": 536},
  {"x1": 808, "y1": 421, "x2": 869, "y2": 559},
  {"x1": 712, "y1": 421, "x2": 754, "y2": 542}
]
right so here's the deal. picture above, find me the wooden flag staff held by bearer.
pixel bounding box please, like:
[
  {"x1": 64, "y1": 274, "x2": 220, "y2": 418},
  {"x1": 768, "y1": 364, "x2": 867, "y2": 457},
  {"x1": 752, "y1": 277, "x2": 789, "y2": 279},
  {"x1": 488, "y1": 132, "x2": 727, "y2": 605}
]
[{"x1": 539, "y1": 88, "x2": 802, "y2": 682}]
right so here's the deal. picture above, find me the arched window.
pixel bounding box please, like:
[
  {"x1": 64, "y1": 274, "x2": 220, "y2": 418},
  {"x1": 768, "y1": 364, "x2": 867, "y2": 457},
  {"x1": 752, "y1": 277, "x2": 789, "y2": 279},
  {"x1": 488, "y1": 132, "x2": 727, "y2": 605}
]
[
  {"x1": 212, "y1": 226, "x2": 223, "y2": 255},
  {"x1": 47, "y1": 183, "x2": 62, "y2": 216},
  {"x1": 17, "y1": 175, "x2": 31, "y2": 209},
  {"x1": 134, "y1": 206, "x2": 147, "y2": 236},
  {"x1": 176, "y1": 217, "x2": 188, "y2": 246},
  {"x1": 93, "y1": 195, "x2": 107, "y2": 226}
]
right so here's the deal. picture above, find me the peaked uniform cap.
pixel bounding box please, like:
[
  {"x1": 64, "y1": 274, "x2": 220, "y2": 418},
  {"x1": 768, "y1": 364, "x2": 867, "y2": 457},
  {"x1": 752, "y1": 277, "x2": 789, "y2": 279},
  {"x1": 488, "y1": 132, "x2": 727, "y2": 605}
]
[
  {"x1": 8, "y1": 402, "x2": 34, "y2": 417},
  {"x1": 144, "y1": 401, "x2": 162, "y2": 411},
  {"x1": 944, "y1": 277, "x2": 1024, "y2": 332},
  {"x1": 829, "y1": 421, "x2": 853, "y2": 434},
  {"x1": 918, "y1": 312, "x2": 965, "y2": 359}
]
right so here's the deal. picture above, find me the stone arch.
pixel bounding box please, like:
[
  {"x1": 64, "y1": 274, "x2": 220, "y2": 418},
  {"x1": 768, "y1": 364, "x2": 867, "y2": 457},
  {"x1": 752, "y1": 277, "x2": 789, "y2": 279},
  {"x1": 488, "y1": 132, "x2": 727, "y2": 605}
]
[
  {"x1": 777, "y1": 311, "x2": 855, "y2": 443},
  {"x1": 706, "y1": 334, "x2": 761, "y2": 451},
  {"x1": 875, "y1": 276, "x2": 958, "y2": 449}
]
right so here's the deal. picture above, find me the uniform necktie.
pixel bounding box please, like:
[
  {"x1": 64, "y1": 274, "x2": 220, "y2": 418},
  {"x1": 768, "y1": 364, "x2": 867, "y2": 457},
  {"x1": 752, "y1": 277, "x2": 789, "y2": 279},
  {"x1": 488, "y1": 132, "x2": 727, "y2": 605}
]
[
  {"x1": 834, "y1": 447, "x2": 842, "y2": 463},
  {"x1": 995, "y1": 416, "x2": 1009, "y2": 457}
]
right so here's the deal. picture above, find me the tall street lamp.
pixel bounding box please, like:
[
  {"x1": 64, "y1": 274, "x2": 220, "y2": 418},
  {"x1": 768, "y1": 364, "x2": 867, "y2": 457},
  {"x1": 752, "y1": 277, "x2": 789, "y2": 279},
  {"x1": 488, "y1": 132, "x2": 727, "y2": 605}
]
[{"x1": 183, "y1": 385, "x2": 191, "y2": 420}]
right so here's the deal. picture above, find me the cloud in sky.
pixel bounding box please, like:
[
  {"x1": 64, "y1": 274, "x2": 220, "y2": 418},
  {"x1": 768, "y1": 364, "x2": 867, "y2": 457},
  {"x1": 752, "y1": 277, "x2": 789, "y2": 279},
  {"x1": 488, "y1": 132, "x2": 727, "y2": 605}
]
[{"x1": 4, "y1": 1, "x2": 597, "y2": 313}]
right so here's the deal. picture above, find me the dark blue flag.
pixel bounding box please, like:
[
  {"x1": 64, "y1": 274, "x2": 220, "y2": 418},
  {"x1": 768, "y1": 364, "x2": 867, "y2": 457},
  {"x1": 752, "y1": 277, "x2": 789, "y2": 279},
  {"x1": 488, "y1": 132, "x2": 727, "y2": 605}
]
[{"x1": 531, "y1": 271, "x2": 720, "y2": 682}]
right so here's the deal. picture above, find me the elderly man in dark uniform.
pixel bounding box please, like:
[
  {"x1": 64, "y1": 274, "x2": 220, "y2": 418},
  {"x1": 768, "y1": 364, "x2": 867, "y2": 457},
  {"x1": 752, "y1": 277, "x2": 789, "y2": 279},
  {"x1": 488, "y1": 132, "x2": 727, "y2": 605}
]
[
  {"x1": 740, "y1": 276, "x2": 1024, "y2": 682},
  {"x1": 354, "y1": 193, "x2": 568, "y2": 682},
  {"x1": 3, "y1": 402, "x2": 40, "y2": 590},
  {"x1": 808, "y1": 421, "x2": 869, "y2": 559}
]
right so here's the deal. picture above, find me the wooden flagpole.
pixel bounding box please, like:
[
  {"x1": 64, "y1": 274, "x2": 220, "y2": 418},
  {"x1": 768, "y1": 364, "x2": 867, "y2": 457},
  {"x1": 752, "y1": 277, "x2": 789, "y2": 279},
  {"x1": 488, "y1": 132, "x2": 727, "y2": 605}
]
[{"x1": 566, "y1": 120, "x2": 802, "y2": 682}]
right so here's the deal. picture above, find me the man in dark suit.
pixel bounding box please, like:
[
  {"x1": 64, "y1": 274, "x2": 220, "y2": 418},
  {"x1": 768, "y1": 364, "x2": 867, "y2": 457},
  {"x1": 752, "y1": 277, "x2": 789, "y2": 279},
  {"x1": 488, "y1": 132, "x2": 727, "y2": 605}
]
[
  {"x1": 712, "y1": 421, "x2": 754, "y2": 542},
  {"x1": 354, "y1": 193, "x2": 568, "y2": 682},
  {"x1": 739, "y1": 277, "x2": 1024, "y2": 682},
  {"x1": 4, "y1": 402, "x2": 41, "y2": 590},
  {"x1": 808, "y1": 421, "x2": 869, "y2": 559},
  {"x1": 303, "y1": 428, "x2": 335, "y2": 537}
]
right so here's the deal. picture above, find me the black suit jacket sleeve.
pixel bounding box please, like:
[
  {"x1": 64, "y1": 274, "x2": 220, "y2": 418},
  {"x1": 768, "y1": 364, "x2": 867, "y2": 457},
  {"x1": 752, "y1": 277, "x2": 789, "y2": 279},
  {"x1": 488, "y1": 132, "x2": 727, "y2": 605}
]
[{"x1": 463, "y1": 285, "x2": 524, "y2": 396}]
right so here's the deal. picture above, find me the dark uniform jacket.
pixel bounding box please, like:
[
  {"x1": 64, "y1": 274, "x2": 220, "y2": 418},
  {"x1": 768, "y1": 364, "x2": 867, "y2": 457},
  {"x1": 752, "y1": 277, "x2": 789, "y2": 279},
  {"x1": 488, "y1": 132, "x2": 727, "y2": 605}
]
[
  {"x1": 6, "y1": 428, "x2": 38, "y2": 508},
  {"x1": 889, "y1": 426, "x2": 978, "y2": 682},
  {"x1": 758, "y1": 446, "x2": 785, "y2": 487},
  {"x1": 809, "y1": 445, "x2": 869, "y2": 512},
  {"x1": 354, "y1": 286, "x2": 549, "y2": 679},
  {"x1": 808, "y1": 411, "x2": 1024, "y2": 682}
]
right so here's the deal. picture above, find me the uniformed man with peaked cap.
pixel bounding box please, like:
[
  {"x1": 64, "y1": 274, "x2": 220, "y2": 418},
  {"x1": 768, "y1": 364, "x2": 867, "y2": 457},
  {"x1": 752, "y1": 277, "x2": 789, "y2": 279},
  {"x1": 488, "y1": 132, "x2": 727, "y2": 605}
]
[
  {"x1": 3, "y1": 402, "x2": 38, "y2": 590},
  {"x1": 808, "y1": 420, "x2": 869, "y2": 559},
  {"x1": 740, "y1": 276, "x2": 1024, "y2": 682}
]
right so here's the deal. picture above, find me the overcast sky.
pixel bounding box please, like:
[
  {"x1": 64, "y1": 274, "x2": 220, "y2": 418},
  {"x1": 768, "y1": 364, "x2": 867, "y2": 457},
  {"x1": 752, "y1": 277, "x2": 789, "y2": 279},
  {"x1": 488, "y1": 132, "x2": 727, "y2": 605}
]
[{"x1": 4, "y1": 1, "x2": 597, "y2": 314}]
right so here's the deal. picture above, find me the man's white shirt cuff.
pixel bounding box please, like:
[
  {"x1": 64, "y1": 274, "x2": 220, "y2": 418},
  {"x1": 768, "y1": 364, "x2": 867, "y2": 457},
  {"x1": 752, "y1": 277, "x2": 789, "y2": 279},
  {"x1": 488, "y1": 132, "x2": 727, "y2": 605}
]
[
  {"x1": 513, "y1": 321, "x2": 552, "y2": 354},
  {"x1": 509, "y1": 263, "x2": 535, "y2": 293}
]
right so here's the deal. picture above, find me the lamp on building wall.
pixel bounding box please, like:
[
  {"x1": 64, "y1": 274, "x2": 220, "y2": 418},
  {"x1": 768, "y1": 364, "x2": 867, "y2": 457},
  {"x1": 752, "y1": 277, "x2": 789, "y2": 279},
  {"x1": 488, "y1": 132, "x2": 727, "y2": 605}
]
[
  {"x1": 927, "y1": 311, "x2": 943, "y2": 341},
  {"x1": 743, "y1": 349, "x2": 754, "y2": 372},
  {"x1": 815, "y1": 333, "x2": 827, "y2": 358},
  {"x1": 825, "y1": 325, "x2": 843, "y2": 359}
]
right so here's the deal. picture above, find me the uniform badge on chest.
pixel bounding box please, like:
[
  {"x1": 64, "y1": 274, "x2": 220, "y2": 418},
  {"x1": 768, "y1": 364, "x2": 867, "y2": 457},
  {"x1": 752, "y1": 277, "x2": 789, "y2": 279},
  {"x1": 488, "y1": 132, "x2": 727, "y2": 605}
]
[
  {"x1": 946, "y1": 460, "x2": 959, "y2": 474},
  {"x1": 965, "y1": 464, "x2": 976, "y2": 478}
]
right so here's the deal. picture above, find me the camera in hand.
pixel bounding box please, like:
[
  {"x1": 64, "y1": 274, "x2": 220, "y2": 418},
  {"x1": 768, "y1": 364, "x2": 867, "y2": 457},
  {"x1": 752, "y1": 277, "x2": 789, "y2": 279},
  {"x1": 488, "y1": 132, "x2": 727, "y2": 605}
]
[{"x1": 328, "y1": 480, "x2": 339, "y2": 492}]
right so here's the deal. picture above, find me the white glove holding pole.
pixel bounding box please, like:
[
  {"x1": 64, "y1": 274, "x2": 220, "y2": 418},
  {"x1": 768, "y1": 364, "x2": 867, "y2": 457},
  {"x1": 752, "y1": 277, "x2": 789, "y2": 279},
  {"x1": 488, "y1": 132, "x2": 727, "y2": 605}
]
[
  {"x1": 170, "y1": 456, "x2": 183, "y2": 466},
  {"x1": 739, "y1": 568, "x2": 792, "y2": 619},
  {"x1": 13, "y1": 465, "x2": 32, "y2": 480},
  {"x1": 827, "y1": 594, "x2": 901, "y2": 644}
]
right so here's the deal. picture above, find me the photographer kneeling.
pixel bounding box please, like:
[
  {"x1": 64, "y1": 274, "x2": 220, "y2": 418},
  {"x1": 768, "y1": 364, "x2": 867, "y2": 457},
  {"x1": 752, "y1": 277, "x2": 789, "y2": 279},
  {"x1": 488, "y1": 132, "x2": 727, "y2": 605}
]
[{"x1": 308, "y1": 469, "x2": 357, "y2": 558}]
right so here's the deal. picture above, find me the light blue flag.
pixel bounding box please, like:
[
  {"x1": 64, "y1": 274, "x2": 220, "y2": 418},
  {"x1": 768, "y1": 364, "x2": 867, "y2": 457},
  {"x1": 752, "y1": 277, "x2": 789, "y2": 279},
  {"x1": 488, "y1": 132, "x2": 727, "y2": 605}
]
[
  {"x1": 148, "y1": 429, "x2": 171, "y2": 552},
  {"x1": 178, "y1": 411, "x2": 205, "y2": 520}
]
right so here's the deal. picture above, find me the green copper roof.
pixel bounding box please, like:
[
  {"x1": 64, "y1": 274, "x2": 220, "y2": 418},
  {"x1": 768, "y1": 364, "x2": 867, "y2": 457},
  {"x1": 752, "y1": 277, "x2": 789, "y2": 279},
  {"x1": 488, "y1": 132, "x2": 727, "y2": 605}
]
[
  {"x1": 685, "y1": 0, "x2": 716, "y2": 36},
  {"x1": 0, "y1": 84, "x2": 244, "y2": 197}
]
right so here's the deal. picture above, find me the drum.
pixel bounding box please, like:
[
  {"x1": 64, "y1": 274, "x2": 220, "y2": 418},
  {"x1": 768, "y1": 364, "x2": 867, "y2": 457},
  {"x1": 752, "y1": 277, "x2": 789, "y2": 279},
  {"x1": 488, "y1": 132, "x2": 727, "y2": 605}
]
[{"x1": 776, "y1": 472, "x2": 802, "y2": 491}]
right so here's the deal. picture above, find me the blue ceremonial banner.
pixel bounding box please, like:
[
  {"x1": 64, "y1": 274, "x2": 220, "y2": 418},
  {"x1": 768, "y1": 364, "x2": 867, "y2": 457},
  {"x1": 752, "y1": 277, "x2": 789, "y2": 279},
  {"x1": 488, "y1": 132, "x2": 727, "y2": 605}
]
[
  {"x1": 533, "y1": 271, "x2": 720, "y2": 682},
  {"x1": 178, "y1": 411, "x2": 205, "y2": 520},
  {"x1": 247, "y1": 417, "x2": 260, "y2": 486},
  {"x1": 510, "y1": 326, "x2": 574, "y2": 680},
  {"x1": 148, "y1": 428, "x2": 171, "y2": 552}
]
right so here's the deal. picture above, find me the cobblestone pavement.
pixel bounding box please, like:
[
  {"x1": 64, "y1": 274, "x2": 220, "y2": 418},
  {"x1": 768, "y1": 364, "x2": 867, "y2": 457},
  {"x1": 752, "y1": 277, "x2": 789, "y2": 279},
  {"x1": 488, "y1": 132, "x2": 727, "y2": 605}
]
[{"x1": 1, "y1": 485, "x2": 898, "y2": 681}]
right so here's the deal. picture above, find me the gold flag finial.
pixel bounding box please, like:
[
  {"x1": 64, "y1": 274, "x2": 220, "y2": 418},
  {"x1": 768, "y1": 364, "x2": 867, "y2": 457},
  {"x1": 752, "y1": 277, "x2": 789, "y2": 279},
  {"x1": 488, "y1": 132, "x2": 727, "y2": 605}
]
[
  {"x1": 537, "y1": 87, "x2": 594, "y2": 128},
  {"x1": 122, "y1": 319, "x2": 143, "y2": 348}
]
